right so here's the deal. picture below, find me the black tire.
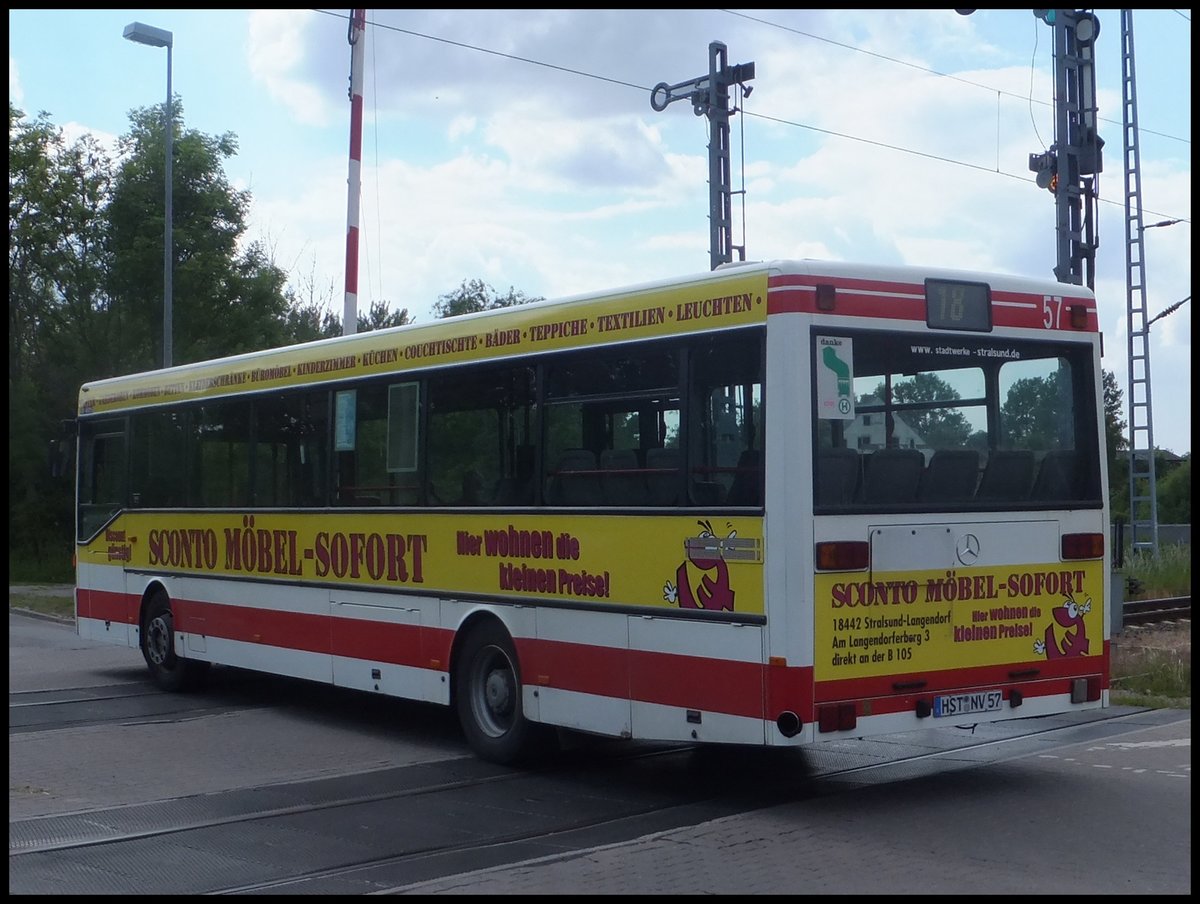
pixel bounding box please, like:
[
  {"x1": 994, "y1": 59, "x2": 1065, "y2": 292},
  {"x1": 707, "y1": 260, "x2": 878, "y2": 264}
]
[
  {"x1": 454, "y1": 621, "x2": 553, "y2": 765},
  {"x1": 140, "y1": 590, "x2": 208, "y2": 692}
]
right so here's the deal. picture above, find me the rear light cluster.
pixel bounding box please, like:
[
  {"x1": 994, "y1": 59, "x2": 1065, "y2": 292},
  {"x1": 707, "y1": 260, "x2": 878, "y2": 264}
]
[
  {"x1": 815, "y1": 541, "x2": 869, "y2": 571},
  {"x1": 1061, "y1": 532, "x2": 1104, "y2": 560},
  {"x1": 817, "y1": 703, "x2": 857, "y2": 733}
]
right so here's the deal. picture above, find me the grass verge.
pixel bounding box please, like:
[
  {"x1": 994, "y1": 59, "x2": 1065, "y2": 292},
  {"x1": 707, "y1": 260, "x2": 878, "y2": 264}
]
[
  {"x1": 1109, "y1": 629, "x2": 1192, "y2": 709},
  {"x1": 10, "y1": 590, "x2": 75, "y2": 621}
]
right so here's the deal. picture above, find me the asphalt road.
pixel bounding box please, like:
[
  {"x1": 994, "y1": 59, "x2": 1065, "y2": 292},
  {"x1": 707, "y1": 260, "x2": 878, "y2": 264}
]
[{"x1": 8, "y1": 607, "x2": 1191, "y2": 894}]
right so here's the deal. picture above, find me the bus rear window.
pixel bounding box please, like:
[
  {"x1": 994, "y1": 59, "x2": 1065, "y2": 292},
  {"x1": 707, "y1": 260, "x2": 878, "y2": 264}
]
[{"x1": 813, "y1": 329, "x2": 1101, "y2": 512}]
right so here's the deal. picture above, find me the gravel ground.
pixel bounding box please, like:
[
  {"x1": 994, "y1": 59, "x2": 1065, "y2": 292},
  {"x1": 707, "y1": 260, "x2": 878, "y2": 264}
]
[{"x1": 1114, "y1": 619, "x2": 1191, "y2": 656}]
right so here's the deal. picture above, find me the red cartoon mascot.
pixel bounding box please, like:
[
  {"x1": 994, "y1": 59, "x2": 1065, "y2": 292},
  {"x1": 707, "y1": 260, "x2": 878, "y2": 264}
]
[
  {"x1": 663, "y1": 520, "x2": 736, "y2": 612},
  {"x1": 1033, "y1": 593, "x2": 1091, "y2": 659}
]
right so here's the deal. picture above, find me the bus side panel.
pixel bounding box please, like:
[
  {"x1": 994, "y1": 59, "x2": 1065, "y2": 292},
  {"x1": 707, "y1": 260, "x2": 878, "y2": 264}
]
[
  {"x1": 76, "y1": 558, "x2": 136, "y2": 647},
  {"x1": 164, "y1": 576, "x2": 334, "y2": 685},
  {"x1": 526, "y1": 607, "x2": 632, "y2": 738},
  {"x1": 332, "y1": 590, "x2": 447, "y2": 705},
  {"x1": 628, "y1": 617, "x2": 765, "y2": 744}
]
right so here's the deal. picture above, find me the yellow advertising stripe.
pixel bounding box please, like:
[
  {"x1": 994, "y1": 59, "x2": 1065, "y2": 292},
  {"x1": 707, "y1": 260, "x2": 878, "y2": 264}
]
[
  {"x1": 79, "y1": 272, "x2": 768, "y2": 416},
  {"x1": 88, "y1": 511, "x2": 766, "y2": 617}
]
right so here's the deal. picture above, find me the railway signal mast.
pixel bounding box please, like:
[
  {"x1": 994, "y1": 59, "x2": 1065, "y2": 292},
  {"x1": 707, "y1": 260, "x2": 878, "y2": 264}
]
[{"x1": 651, "y1": 41, "x2": 755, "y2": 271}]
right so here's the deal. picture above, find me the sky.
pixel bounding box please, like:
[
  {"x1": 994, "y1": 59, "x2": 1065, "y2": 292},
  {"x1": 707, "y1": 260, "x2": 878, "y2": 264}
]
[{"x1": 9, "y1": 8, "x2": 1192, "y2": 455}]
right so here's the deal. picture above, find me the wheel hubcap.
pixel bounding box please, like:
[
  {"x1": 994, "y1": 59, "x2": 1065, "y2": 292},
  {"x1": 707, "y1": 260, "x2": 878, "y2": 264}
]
[
  {"x1": 147, "y1": 614, "x2": 172, "y2": 666},
  {"x1": 472, "y1": 645, "x2": 516, "y2": 738},
  {"x1": 485, "y1": 668, "x2": 513, "y2": 715}
]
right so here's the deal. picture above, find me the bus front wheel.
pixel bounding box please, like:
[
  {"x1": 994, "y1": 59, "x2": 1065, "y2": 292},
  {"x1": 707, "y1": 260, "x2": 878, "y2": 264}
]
[
  {"x1": 140, "y1": 591, "x2": 208, "y2": 692},
  {"x1": 454, "y1": 621, "x2": 552, "y2": 765}
]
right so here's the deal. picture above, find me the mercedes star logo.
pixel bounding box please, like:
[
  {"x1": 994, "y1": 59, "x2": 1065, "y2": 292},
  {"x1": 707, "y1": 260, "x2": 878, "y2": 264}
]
[{"x1": 956, "y1": 533, "x2": 981, "y2": 565}]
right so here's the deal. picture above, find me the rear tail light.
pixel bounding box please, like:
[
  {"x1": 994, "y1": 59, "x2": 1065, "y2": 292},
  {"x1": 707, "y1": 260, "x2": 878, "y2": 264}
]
[
  {"x1": 1061, "y1": 532, "x2": 1104, "y2": 560},
  {"x1": 815, "y1": 541, "x2": 869, "y2": 571},
  {"x1": 818, "y1": 703, "x2": 857, "y2": 732}
]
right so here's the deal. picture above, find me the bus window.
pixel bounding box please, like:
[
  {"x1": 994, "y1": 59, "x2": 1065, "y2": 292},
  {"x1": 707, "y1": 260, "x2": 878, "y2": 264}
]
[
  {"x1": 78, "y1": 418, "x2": 127, "y2": 539},
  {"x1": 813, "y1": 329, "x2": 1100, "y2": 511},
  {"x1": 130, "y1": 410, "x2": 187, "y2": 508},
  {"x1": 191, "y1": 401, "x2": 252, "y2": 507},
  {"x1": 336, "y1": 382, "x2": 422, "y2": 506},
  {"x1": 252, "y1": 391, "x2": 330, "y2": 507},
  {"x1": 689, "y1": 333, "x2": 763, "y2": 506},
  {"x1": 544, "y1": 343, "x2": 680, "y2": 507},
  {"x1": 428, "y1": 365, "x2": 535, "y2": 506}
]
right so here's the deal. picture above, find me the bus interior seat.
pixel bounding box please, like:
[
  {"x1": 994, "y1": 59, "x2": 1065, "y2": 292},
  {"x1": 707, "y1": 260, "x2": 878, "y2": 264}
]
[
  {"x1": 494, "y1": 444, "x2": 535, "y2": 505},
  {"x1": 458, "y1": 469, "x2": 486, "y2": 505},
  {"x1": 861, "y1": 448, "x2": 924, "y2": 504},
  {"x1": 548, "y1": 448, "x2": 604, "y2": 506},
  {"x1": 600, "y1": 448, "x2": 645, "y2": 505},
  {"x1": 975, "y1": 449, "x2": 1035, "y2": 501},
  {"x1": 918, "y1": 449, "x2": 980, "y2": 503},
  {"x1": 690, "y1": 480, "x2": 724, "y2": 506},
  {"x1": 1030, "y1": 449, "x2": 1079, "y2": 501},
  {"x1": 724, "y1": 449, "x2": 763, "y2": 506},
  {"x1": 816, "y1": 446, "x2": 861, "y2": 506},
  {"x1": 645, "y1": 446, "x2": 681, "y2": 506}
]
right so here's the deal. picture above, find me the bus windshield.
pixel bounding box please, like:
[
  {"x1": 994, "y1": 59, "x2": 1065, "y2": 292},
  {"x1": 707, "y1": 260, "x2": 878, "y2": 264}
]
[{"x1": 813, "y1": 328, "x2": 1102, "y2": 512}]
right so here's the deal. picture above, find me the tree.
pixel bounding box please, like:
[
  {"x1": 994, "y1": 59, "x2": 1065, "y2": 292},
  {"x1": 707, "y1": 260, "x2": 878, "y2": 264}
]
[
  {"x1": 9, "y1": 104, "x2": 115, "y2": 574},
  {"x1": 1156, "y1": 455, "x2": 1191, "y2": 524},
  {"x1": 432, "y1": 278, "x2": 541, "y2": 318},
  {"x1": 8, "y1": 101, "x2": 302, "y2": 577},
  {"x1": 869, "y1": 372, "x2": 972, "y2": 448},
  {"x1": 105, "y1": 101, "x2": 294, "y2": 372},
  {"x1": 1103, "y1": 369, "x2": 1130, "y2": 522},
  {"x1": 357, "y1": 298, "x2": 411, "y2": 331},
  {"x1": 1000, "y1": 364, "x2": 1078, "y2": 449},
  {"x1": 1103, "y1": 369, "x2": 1127, "y2": 461}
]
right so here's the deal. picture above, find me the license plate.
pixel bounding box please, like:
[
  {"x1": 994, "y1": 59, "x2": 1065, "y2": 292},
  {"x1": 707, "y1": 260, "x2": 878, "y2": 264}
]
[{"x1": 933, "y1": 689, "x2": 1003, "y2": 718}]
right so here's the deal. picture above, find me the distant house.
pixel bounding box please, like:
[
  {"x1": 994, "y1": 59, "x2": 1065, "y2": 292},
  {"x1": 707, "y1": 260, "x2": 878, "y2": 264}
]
[
  {"x1": 1120, "y1": 448, "x2": 1188, "y2": 477},
  {"x1": 844, "y1": 395, "x2": 929, "y2": 461}
]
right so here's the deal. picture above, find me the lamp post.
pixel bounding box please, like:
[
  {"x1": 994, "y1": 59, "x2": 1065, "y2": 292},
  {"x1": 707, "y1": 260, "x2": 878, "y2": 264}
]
[{"x1": 123, "y1": 21, "x2": 174, "y2": 369}]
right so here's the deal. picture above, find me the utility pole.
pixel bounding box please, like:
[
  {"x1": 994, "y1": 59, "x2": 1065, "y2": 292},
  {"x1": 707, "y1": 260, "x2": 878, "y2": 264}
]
[{"x1": 651, "y1": 41, "x2": 755, "y2": 270}]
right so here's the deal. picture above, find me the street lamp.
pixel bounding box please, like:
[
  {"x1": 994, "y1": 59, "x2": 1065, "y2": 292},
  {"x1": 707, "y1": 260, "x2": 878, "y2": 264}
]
[{"x1": 123, "y1": 21, "x2": 174, "y2": 369}]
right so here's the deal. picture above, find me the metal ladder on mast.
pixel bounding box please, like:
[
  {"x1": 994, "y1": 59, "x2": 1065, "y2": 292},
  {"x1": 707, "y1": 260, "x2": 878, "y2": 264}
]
[{"x1": 1120, "y1": 9, "x2": 1159, "y2": 554}]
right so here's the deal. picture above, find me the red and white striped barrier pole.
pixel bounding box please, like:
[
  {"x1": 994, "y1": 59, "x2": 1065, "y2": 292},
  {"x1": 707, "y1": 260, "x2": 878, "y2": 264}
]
[{"x1": 343, "y1": 8, "x2": 366, "y2": 335}]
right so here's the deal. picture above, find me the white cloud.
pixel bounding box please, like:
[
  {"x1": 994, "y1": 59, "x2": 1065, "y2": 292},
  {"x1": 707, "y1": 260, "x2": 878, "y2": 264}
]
[
  {"x1": 247, "y1": 9, "x2": 333, "y2": 127},
  {"x1": 9, "y1": 56, "x2": 23, "y2": 107}
]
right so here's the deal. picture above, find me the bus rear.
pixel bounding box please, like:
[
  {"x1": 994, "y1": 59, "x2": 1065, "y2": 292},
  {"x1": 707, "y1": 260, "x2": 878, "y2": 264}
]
[{"x1": 766, "y1": 261, "x2": 1108, "y2": 741}]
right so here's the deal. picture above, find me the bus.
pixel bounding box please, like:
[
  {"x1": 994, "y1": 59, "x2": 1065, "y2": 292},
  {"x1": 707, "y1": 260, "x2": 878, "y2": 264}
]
[{"x1": 73, "y1": 258, "x2": 1110, "y2": 764}]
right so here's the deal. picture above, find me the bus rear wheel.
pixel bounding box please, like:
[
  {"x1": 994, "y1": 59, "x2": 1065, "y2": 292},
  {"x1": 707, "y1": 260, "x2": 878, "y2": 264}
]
[
  {"x1": 140, "y1": 590, "x2": 208, "y2": 692},
  {"x1": 454, "y1": 621, "x2": 552, "y2": 765}
]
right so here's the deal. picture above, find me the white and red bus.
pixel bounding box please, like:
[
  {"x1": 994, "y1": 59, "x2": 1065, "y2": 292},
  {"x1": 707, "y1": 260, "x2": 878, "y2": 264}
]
[{"x1": 74, "y1": 259, "x2": 1110, "y2": 763}]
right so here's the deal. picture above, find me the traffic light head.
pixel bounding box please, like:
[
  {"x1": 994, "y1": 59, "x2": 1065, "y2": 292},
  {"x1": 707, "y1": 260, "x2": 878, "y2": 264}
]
[{"x1": 1029, "y1": 151, "x2": 1058, "y2": 191}]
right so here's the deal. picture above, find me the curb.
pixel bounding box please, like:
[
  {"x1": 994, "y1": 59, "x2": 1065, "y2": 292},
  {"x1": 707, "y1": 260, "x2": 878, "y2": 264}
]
[{"x1": 10, "y1": 607, "x2": 76, "y2": 625}]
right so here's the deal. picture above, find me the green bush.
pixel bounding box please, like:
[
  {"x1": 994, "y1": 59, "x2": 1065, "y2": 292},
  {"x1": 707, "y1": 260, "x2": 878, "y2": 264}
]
[{"x1": 8, "y1": 550, "x2": 74, "y2": 583}]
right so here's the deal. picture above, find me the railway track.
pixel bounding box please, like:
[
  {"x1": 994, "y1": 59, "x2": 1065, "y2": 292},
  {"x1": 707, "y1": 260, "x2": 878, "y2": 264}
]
[{"x1": 1123, "y1": 595, "x2": 1191, "y2": 627}]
